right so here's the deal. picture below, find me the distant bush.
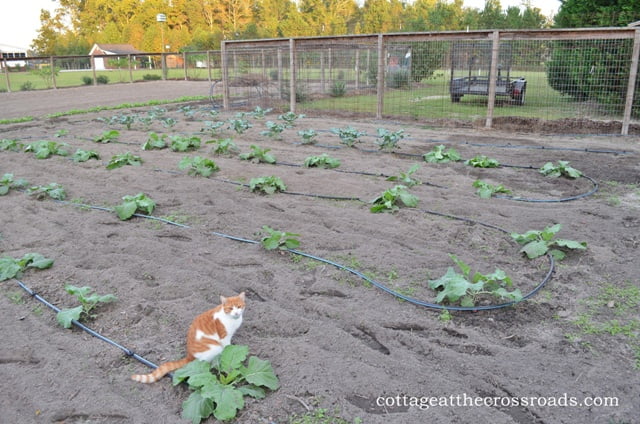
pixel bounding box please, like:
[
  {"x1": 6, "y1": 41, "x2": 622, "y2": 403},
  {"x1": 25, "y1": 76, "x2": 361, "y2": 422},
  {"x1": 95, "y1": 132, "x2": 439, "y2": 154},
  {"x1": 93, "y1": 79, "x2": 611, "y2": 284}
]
[
  {"x1": 269, "y1": 69, "x2": 278, "y2": 81},
  {"x1": 330, "y1": 80, "x2": 346, "y2": 97},
  {"x1": 143, "y1": 73, "x2": 162, "y2": 81},
  {"x1": 96, "y1": 75, "x2": 109, "y2": 85},
  {"x1": 20, "y1": 81, "x2": 35, "y2": 91},
  {"x1": 82, "y1": 76, "x2": 93, "y2": 85}
]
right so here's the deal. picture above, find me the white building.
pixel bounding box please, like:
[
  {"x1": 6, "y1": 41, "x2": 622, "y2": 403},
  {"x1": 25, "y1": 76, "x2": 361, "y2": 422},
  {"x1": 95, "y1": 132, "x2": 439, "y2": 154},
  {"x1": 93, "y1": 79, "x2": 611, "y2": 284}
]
[{"x1": 0, "y1": 43, "x2": 28, "y2": 69}]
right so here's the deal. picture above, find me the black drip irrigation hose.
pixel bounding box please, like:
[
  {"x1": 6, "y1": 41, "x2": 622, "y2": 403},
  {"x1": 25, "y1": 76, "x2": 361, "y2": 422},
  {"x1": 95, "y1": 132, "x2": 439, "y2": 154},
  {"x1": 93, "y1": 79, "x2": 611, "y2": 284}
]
[{"x1": 13, "y1": 279, "x2": 159, "y2": 370}]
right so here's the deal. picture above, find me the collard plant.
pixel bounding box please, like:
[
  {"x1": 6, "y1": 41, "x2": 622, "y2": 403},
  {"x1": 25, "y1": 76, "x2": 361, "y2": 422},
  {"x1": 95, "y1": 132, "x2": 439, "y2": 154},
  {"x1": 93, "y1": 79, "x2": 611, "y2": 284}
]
[
  {"x1": 170, "y1": 135, "x2": 201, "y2": 152},
  {"x1": 472, "y1": 180, "x2": 512, "y2": 199},
  {"x1": 249, "y1": 176, "x2": 286, "y2": 195},
  {"x1": 114, "y1": 193, "x2": 156, "y2": 220},
  {"x1": 298, "y1": 129, "x2": 318, "y2": 145},
  {"x1": 201, "y1": 120, "x2": 226, "y2": 136},
  {"x1": 227, "y1": 118, "x2": 252, "y2": 135},
  {"x1": 24, "y1": 140, "x2": 70, "y2": 159},
  {"x1": 260, "y1": 121, "x2": 287, "y2": 139},
  {"x1": 0, "y1": 173, "x2": 28, "y2": 195},
  {"x1": 465, "y1": 155, "x2": 500, "y2": 168},
  {"x1": 386, "y1": 164, "x2": 422, "y2": 187},
  {"x1": 0, "y1": 138, "x2": 23, "y2": 152},
  {"x1": 239, "y1": 145, "x2": 276, "y2": 164},
  {"x1": 0, "y1": 253, "x2": 53, "y2": 282},
  {"x1": 56, "y1": 284, "x2": 117, "y2": 328},
  {"x1": 511, "y1": 223, "x2": 587, "y2": 260},
  {"x1": 539, "y1": 161, "x2": 582, "y2": 179},
  {"x1": 261, "y1": 225, "x2": 300, "y2": 250},
  {"x1": 27, "y1": 183, "x2": 67, "y2": 200},
  {"x1": 250, "y1": 106, "x2": 272, "y2": 119},
  {"x1": 422, "y1": 145, "x2": 461, "y2": 163},
  {"x1": 142, "y1": 132, "x2": 168, "y2": 150},
  {"x1": 173, "y1": 344, "x2": 279, "y2": 423},
  {"x1": 72, "y1": 149, "x2": 100, "y2": 162},
  {"x1": 208, "y1": 138, "x2": 238, "y2": 156},
  {"x1": 107, "y1": 152, "x2": 143, "y2": 170},
  {"x1": 371, "y1": 185, "x2": 419, "y2": 213},
  {"x1": 428, "y1": 254, "x2": 522, "y2": 307},
  {"x1": 331, "y1": 126, "x2": 365, "y2": 147},
  {"x1": 179, "y1": 156, "x2": 219, "y2": 177},
  {"x1": 375, "y1": 128, "x2": 405, "y2": 150},
  {"x1": 92, "y1": 130, "x2": 120, "y2": 143},
  {"x1": 278, "y1": 111, "x2": 305, "y2": 128},
  {"x1": 303, "y1": 154, "x2": 340, "y2": 169}
]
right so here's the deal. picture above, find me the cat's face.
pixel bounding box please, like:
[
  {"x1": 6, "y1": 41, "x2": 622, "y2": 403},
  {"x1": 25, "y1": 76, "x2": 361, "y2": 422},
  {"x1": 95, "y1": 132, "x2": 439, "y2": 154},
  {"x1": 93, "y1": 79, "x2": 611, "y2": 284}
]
[{"x1": 221, "y1": 292, "x2": 245, "y2": 319}]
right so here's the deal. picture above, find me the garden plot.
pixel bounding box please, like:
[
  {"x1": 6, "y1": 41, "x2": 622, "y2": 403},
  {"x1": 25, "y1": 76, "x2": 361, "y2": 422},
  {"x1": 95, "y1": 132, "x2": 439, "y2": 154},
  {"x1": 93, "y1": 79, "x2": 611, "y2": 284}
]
[{"x1": 1, "y1": 90, "x2": 639, "y2": 423}]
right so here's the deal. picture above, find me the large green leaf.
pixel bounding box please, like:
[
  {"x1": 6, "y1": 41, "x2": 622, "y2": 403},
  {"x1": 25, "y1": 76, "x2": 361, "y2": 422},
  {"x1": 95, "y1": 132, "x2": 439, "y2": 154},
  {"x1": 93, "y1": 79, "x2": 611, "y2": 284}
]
[
  {"x1": 173, "y1": 359, "x2": 212, "y2": 387},
  {"x1": 555, "y1": 239, "x2": 587, "y2": 250},
  {"x1": 241, "y1": 356, "x2": 280, "y2": 390},
  {"x1": 204, "y1": 383, "x2": 244, "y2": 421},
  {"x1": 0, "y1": 257, "x2": 22, "y2": 281},
  {"x1": 114, "y1": 201, "x2": 138, "y2": 220},
  {"x1": 56, "y1": 306, "x2": 82, "y2": 329},
  {"x1": 429, "y1": 267, "x2": 483, "y2": 304},
  {"x1": 520, "y1": 240, "x2": 549, "y2": 259},
  {"x1": 22, "y1": 253, "x2": 54, "y2": 270},
  {"x1": 181, "y1": 391, "x2": 215, "y2": 424},
  {"x1": 218, "y1": 344, "x2": 249, "y2": 374}
]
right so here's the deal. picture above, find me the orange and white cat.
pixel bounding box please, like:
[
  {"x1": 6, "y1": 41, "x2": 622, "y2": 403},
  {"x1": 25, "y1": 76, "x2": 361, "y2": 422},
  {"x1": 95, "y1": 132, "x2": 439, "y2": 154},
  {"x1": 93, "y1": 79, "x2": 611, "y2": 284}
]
[{"x1": 131, "y1": 292, "x2": 246, "y2": 383}]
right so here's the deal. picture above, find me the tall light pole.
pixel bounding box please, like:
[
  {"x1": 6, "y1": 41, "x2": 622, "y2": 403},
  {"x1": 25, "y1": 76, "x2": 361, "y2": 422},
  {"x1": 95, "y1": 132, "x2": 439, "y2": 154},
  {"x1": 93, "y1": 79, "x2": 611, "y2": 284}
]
[{"x1": 156, "y1": 13, "x2": 167, "y2": 52}]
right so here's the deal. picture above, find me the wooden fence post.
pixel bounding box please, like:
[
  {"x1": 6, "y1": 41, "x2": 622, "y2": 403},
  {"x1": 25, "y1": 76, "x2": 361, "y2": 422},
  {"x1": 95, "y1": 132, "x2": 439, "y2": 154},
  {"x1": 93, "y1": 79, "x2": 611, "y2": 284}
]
[
  {"x1": 3, "y1": 58, "x2": 11, "y2": 92},
  {"x1": 485, "y1": 30, "x2": 500, "y2": 129},
  {"x1": 50, "y1": 56, "x2": 57, "y2": 89},
  {"x1": 289, "y1": 38, "x2": 297, "y2": 113},
  {"x1": 221, "y1": 42, "x2": 230, "y2": 110},
  {"x1": 376, "y1": 34, "x2": 385, "y2": 119},
  {"x1": 622, "y1": 29, "x2": 640, "y2": 135},
  {"x1": 128, "y1": 54, "x2": 134, "y2": 83}
]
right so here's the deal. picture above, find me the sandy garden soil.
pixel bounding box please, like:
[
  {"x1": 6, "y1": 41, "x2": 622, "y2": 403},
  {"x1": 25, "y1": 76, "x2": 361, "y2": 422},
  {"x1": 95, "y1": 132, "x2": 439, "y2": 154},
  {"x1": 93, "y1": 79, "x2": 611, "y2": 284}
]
[{"x1": 1, "y1": 82, "x2": 639, "y2": 424}]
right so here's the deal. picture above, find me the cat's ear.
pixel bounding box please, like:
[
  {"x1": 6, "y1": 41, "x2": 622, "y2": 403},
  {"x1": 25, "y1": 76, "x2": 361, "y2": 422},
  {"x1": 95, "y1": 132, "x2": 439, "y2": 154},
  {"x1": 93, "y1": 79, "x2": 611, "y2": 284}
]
[
  {"x1": 220, "y1": 295, "x2": 227, "y2": 304},
  {"x1": 238, "y1": 291, "x2": 245, "y2": 301}
]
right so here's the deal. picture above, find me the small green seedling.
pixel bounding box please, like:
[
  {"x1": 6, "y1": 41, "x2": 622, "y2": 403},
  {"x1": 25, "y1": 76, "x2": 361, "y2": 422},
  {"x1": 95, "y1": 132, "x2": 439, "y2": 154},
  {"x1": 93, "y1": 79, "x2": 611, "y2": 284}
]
[
  {"x1": 159, "y1": 117, "x2": 177, "y2": 129},
  {"x1": 114, "y1": 193, "x2": 156, "y2": 220},
  {"x1": 0, "y1": 139, "x2": 22, "y2": 151},
  {"x1": 239, "y1": 145, "x2": 276, "y2": 164},
  {"x1": 227, "y1": 118, "x2": 252, "y2": 134},
  {"x1": 386, "y1": 164, "x2": 422, "y2": 187},
  {"x1": 539, "y1": 160, "x2": 582, "y2": 179},
  {"x1": 72, "y1": 149, "x2": 100, "y2": 162},
  {"x1": 422, "y1": 145, "x2": 461, "y2": 163},
  {"x1": 465, "y1": 155, "x2": 500, "y2": 168},
  {"x1": 24, "y1": 140, "x2": 70, "y2": 159},
  {"x1": 0, "y1": 173, "x2": 29, "y2": 195},
  {"x1": 179, "y1": 105, "x2": 198, "y2": 119},
  {"x1": 371, "y1": 185, "x2": 419, "y2": 213},
  {"x1": 331, "y1": 126, "x2": 365, "y2": 147},
  {"x1": 278, "y1": 111, "x2": 305, "y2": 128},
  {"x1": 142, "y1": 132, "x2": 168, "y2": 150},
  {"x1": 260, "y1": 121, "x2": 287, "y2": 139},
  {"x1": 170, "y1": 135, "x2": 201, "y2": 152},
  {"x1": 27, "y1": 183, "x2": 67, "y2": 200},
  {"x1": 428, "y1": 254, "x2": 522, "y2": 307},
  {"x1": 249, "y1": 176, "x2": 286, "y2": 195},
  {"x1": 201, "y1": 121, "x2": 226, "y2": 136},
  {"x1": 173, "y1": 345, "x2": 279, "y2": 423},
  {"x1": 207, "y1": 138, "x2": 238, "y2": 155},
  {"x1": 92, "y1": 130, "x2": 120, "y2": 143},
  {"x1": 179, "y1": 156, "x2": 219, "y2": 177},
  {"x1": 0, "y1": 253, "x2": 53, "y2": 282},
  {"x1": 261, "y1": 225, "x2": 300, "y2": 250},
  {"x1": 472, "y1": 179, "x2": 512, "y2": 199},
  {"x1": 54, "y1": 129, "x2": 69, "y2": 138},
  {"x1": 298, "y1": 129, "x2": 318, "y2": 145},
  {"x1": 56, "y1": 284, "x2": 117, "y2": 328},
  {"x1": 375, "y1": 128, "x2": 405, "y2": 150},
  {"x1": 511, "y1": 223, "x2": 587, "y2": 260},
  {"x1": 106, "y1": 152, "x2": 143, "y2": 170},
  {"x1": 303, "y1": 154, "x2": 341, "y2": 169},
  {"x1": 250, "y1": 106, "x2": 272, "y2": 118}
]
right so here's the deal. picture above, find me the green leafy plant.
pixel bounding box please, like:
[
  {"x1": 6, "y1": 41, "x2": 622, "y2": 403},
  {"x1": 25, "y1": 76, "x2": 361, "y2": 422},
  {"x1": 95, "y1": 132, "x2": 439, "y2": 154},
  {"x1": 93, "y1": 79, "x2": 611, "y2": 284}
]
[
  {"x1": 201, "y1": 121, "x2": 226, "y2": 136},
  {"x1": 278, "y1": 111, "x2": 305, "y2": 128},
  {"x1": 72, "y1": 149, "x2": 100, "y2": 162},
  {"x1": 56, "y1": 284, "x2": 117, "y2": 329},
  {"x1": 298, "y1": 129, "x2": 318, "y2": 145},
  {"x1": 24, "y1": 140, "x2": 70, "y2": 159},
  {"x1": 173, "y1": 344, "x2": 279, "y2": 423},
  {"x1": 428, "y1": 254, "x2": 522, "y2": 307},
  {"x1": 370, "y1": 185, "x2": 419, "y2": 213},
  {"x1": 239, "y1": 145, "x2": 276, "y2": 164},
  {"x1": 159, "y1": 117, "x2": 178, "y2": 129},
  {"x1": 106, "y1": 152, "x2": 143, "y2": 170},
  {"x1": 92, "y1": 130, "x2": 120, "y2": 143},
  {"x1": 142, "y1": 132, "x2": 168, "y2": 150},
  {"x1": 227, "y1": 118, "x2": 252, "y2": 134},
  {"x1": 331, "y1": 126, "x2": 365, "y2": 147},
  {"x1": 54, "y1": 129, "x2": 69, "y2": 138},
  {"x1": 27, "y1": 183, "x2": 66, "y2": 200},
  {"x1": 170, "y1": 135, "x2": 201, "y2": 152},
  {"x1": 465, "y1": 155, "x2": 500, "y2": 168},
  {"x1": 0, "y1": 253, "x2": 53, "y2": 282},
  {"x1": 303, "y1": 154, "x2": 341, "y2": 169},
  {"x1": 260, "y1": 121, "x2": 287, "y2": 139},
  {"x1": 179, "y1": 105, "x2": 198, "y2": 119},
  {"x1": 422, "y1": 145, "x2": 461, "y2": 163},
  {"x1": 0, "y1": 173, "x2": 28, "y2": 195},
  {"x1": 472, "y1": 179, "x2": 512, "y2": 199},
  {"x1": 539, "y1": 160, "x2": 583, "y2": 179},
  {"x1": 0, "y1": 138, "x2": 22, "y2": 151},
  {"x1": 179, "y1": 156, "x2": 219, "y2": 177},
  {"x1": 386, "y1": 164, "x2": 422, "y2": 187},
  {"x1": 511, "y1": 223, "x2": 587, "y2": 260},
  {"x1": 249, "y1": 176, "x2": 286, "y2": 195},
  {"x1": 208, "y1": 138, "x2": 238, "y2": 155},
  {"x1": 261, "y1": 225, "x2": 300, "y2": 250},
  {"x1": 375, "y1": 128, "x2": 405, "y2": 150},
  {"x1": 330, "y1": 80, "x2": 347, "y2": 97},
  {"x1": 250, "y1": 106, "x2": 272, "y2": 118},
  {"x1": 114, "y1": 193, "x2": 156, "y2": 220}
]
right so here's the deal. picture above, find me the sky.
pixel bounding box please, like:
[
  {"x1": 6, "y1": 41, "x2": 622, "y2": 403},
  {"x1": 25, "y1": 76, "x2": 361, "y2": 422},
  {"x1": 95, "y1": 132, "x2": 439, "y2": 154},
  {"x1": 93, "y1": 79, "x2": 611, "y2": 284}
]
[{"x1": 0, "y1": 0, "x2": 561, "y2": 52}]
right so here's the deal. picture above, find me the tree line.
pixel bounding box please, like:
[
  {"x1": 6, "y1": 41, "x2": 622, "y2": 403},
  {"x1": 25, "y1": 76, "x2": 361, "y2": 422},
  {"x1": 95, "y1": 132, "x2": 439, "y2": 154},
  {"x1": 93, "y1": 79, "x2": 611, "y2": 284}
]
[{"x1": 32, "y1": 0, "x2": 552, "y2": 55}]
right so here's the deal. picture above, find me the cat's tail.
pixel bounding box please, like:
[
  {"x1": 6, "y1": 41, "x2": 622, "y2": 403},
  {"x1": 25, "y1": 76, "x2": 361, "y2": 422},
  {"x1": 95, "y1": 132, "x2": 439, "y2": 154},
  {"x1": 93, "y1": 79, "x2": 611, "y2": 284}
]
[{"x1": 130, "y1": 357, "x2": 191, "y2": 383}]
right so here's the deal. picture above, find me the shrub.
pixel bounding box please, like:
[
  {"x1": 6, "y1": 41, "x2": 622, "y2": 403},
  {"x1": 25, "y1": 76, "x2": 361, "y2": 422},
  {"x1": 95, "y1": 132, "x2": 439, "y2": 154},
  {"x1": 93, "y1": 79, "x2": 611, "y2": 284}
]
[
  {"x1": 96, "y1": 75, "x2": 109, "y2": 85},
  {"x1": 20, "y1": 81, "x2": 35, "y2": 91},
  {"x1": 330, "y1": 80, "x2": 346, "y2": 97},
  {"x1": 143, "y1": 73, "x2": 162, "y2": 81},
  {"x1": 82, "y1": 76, "x2": 93, "y2": 85}
]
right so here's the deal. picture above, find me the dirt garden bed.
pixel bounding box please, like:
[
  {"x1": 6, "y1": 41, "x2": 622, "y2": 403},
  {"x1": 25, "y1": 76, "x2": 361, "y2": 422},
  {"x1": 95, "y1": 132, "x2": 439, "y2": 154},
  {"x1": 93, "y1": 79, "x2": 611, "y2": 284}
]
[{"x1": 1, "y1": 82, "x2": 639, "y2": 423}]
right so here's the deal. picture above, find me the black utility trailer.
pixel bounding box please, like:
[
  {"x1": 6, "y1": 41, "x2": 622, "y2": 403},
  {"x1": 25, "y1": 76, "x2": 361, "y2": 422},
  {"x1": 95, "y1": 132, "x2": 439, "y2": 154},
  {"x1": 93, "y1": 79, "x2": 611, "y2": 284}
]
[{"x1": 449, "y1": 41, "x2": 526, "y2": 105}]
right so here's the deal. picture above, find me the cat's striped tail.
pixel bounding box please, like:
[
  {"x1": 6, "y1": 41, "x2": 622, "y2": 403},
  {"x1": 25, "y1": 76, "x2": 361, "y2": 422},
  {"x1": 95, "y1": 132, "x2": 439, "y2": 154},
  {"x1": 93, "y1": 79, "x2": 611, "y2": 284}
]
[{"x1": 131, "y1": 357, "x2": 191, "y2": 383}]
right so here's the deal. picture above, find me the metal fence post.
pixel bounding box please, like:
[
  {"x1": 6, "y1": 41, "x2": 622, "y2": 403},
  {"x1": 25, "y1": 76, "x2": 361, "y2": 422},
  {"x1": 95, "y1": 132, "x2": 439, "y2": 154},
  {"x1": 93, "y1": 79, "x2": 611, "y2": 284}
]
[
  {"x1": 290, "y1": 38, "x2": 296, "y2": 113},
  {"x1": 377, "y1": 34, "x2": 385, "y2": 119},
  {"x1": 485, "y1": 30, "x2": 500, "y2": 129},
  {"x1": 622, "y1": 29, "x2": 640, "y2": 135}
]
